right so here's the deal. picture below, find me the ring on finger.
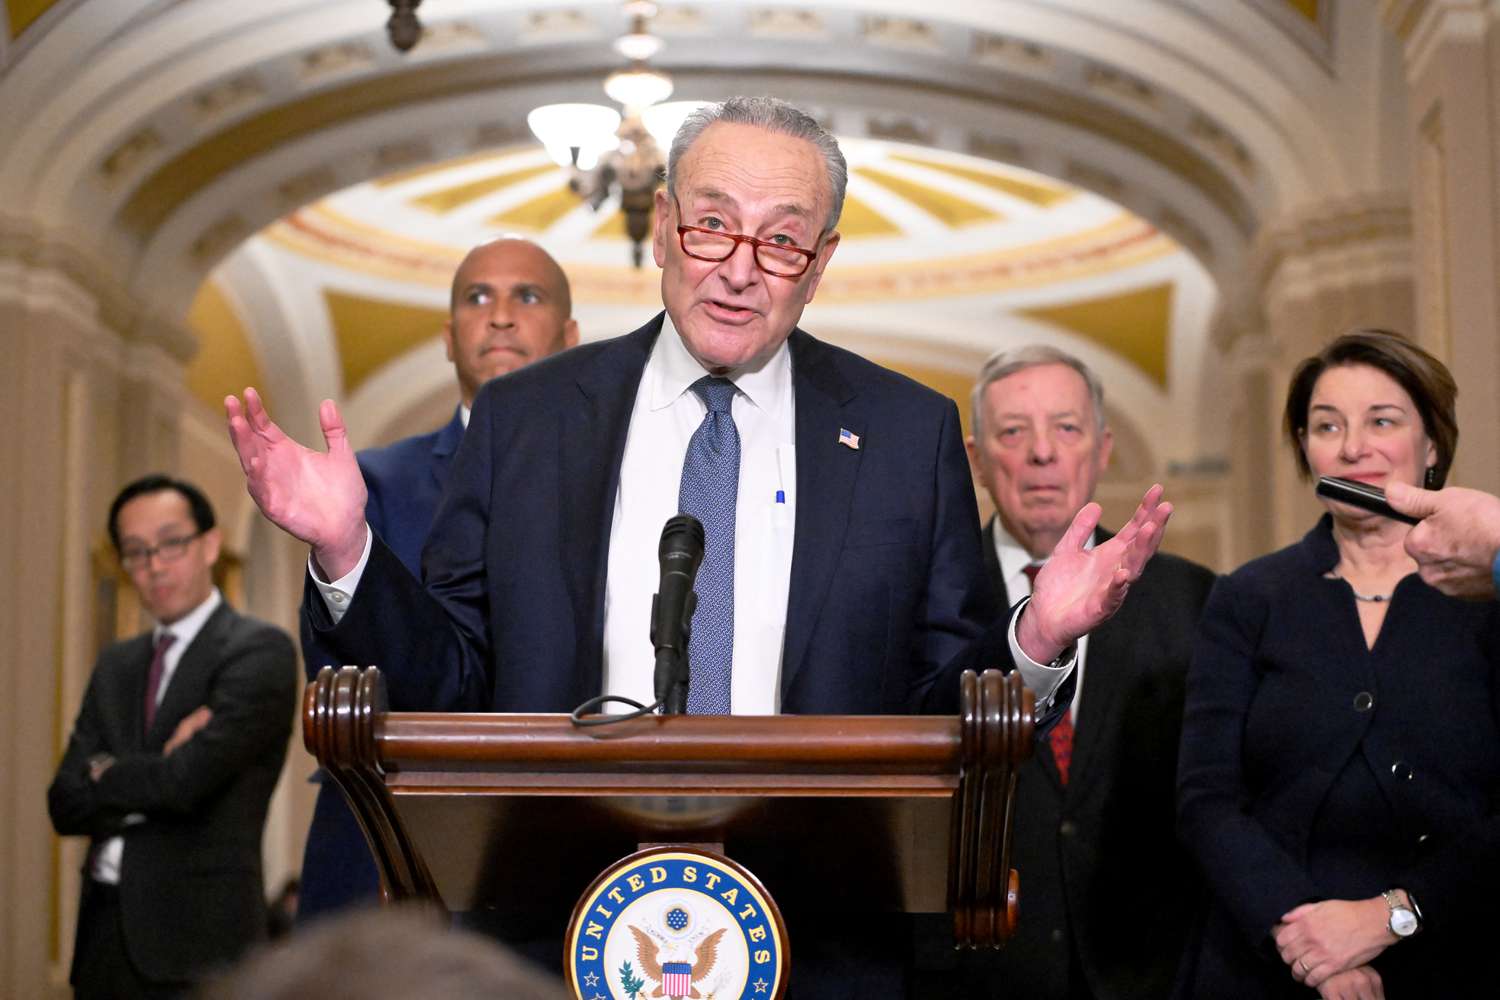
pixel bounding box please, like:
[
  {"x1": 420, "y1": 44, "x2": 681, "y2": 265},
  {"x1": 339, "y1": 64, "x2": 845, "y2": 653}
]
[{"x1": 1296, "y1": 957, "x2": 1310, "y2": 976}]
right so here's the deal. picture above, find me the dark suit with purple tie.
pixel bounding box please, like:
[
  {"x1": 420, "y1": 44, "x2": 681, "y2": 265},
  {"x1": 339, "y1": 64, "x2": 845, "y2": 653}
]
[{"x1": 48, "y1": 603, "x2": 296, "y2": 994}]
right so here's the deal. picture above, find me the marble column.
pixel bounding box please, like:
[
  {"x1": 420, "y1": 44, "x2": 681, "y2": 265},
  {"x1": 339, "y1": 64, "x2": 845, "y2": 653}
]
[
  {"x1": 1384, "y1": 0, "x2": 1500, "y2": 492},
  {"x1": 1215, "y1": 195, "x2": 1416, "y2": 564}
]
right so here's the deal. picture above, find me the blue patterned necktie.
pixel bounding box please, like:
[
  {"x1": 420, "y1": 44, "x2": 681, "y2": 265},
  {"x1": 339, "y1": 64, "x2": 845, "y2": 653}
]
[{"x1": 678, "y1": 375, "x2": 740, "y2": 714}]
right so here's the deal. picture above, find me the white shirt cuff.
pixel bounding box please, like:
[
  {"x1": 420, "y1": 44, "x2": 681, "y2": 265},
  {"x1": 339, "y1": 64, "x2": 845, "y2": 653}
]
[
  {"x1": 309, "y1": 525, "x2": 373, "y2": 625},
  {"x1": 1006, "y1": 596, "x2": 1074, "y2": 712}
]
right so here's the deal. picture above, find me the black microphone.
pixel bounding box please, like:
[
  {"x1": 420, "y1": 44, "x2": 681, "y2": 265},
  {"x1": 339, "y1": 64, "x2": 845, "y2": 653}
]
[{"x1": 651, "y1": 515, "x2": 705, "y2": 714}]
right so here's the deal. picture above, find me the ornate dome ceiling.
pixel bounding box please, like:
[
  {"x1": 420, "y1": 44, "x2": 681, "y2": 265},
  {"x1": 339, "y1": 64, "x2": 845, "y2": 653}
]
[{"x1": 186, "y1": 133, "x2": 1215, "y2": 470}]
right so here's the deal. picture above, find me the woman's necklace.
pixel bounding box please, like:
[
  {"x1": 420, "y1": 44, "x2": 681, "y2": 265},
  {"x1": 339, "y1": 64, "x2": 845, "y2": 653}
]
[{"x1": 1325, "y1": 571, "x2": 1394, "y2": 603}]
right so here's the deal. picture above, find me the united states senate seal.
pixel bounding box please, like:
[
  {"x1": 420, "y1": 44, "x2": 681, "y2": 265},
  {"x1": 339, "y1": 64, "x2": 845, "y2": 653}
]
[{"x1": 565, "y1": 847, "x2": 787, "y2": 999}]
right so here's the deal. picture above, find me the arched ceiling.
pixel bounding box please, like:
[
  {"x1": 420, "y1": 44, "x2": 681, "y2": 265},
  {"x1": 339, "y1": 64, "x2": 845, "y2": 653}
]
[
  {"x1": 0, "y1": 0, "x2": 1408, "y2": 468},
  {"x1": 188, "y1": 135, "x2": 1216, "y2": 469},
  {"x1": 0, "y1": 1, "x2": 1402, "y2": 302}
]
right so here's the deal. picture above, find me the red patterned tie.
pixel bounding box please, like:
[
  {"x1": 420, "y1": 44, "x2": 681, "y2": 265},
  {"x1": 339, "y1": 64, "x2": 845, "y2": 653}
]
[
  {"x1": 144, "y1": 632, "x2": 176, "y2": 732},
  {"x1": 1023, "y1": 563, "x2": 1074, "y2": 785}
]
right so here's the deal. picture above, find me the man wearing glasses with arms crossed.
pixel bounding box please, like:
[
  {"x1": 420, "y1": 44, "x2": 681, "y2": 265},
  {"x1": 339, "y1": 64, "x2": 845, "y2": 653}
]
[{"x1": 49, "y1": 474, "x2": 297, "y2": 999}]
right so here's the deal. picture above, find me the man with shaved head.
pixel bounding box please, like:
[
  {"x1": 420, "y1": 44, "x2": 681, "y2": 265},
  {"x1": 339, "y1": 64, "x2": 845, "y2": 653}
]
[{"x1": 297, "y1": 236, "x2": 577, "y2": 922}]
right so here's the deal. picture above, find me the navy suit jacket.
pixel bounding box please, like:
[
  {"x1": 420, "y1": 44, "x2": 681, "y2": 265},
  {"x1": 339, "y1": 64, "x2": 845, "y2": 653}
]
[
  {"x1": 49, "y1": 604, "x2": 297, "y2": 986},
  {"x1": 298, "y1": 406, "x2": 465, "y2": 922},
  {"x1": 360, "y1": 406, "x2": 465, "y2": 577},
  {"x1": 303, "y1": 315, "x2": 1028, "y2": 716}
]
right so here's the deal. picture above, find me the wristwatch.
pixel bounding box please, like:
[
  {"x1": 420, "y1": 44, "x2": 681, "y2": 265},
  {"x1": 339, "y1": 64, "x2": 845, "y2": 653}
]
[{"x1": 1382, "y1": 889, "x2": 1421, "y2": 939}]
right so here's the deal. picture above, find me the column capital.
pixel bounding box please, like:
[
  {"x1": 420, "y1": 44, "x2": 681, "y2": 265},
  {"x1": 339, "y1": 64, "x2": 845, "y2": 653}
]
[
  {"x1": 1216, "y1": 194, "x2": 1413, "y2": 354},
  {"x1": 0, "y1": 217, "x2": 197, "y2": 364},
  {"x1": 1382, "y1": 0, "x2": 1496, "y2": 81}
]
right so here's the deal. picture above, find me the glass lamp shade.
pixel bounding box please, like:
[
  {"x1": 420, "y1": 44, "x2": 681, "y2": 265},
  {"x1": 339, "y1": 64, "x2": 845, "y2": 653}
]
[
  {"x1": 603, "y1": 67, "x2": 674, "y2": 110},
  {"x1": 613, "y1": 32, "x2": 663, "y2": 61},
  {"x1": 526, "y1": 103, "x2": 622, "y2": 170}
]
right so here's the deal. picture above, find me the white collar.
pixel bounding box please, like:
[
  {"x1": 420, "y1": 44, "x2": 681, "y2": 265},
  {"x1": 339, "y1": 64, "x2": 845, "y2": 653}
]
[
  {"x1": 647, "y1": 312, "x2": 792, "y2": 416},
  {"x1": 154, "y1": 588, "x2": 222, "y2": 649},
  {"x1": 993, "y1": 519, "x2": 1096, "y2": 583}
]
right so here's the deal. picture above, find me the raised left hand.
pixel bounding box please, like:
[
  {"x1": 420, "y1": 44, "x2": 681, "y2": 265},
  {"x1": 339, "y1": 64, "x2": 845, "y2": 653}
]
[
  {"x1": 1016, "y1": 484, "x2": 1171, "y2": 663},
  {"x1": 1275, "y1": 898, "x2": 1392, "y2": 989}
]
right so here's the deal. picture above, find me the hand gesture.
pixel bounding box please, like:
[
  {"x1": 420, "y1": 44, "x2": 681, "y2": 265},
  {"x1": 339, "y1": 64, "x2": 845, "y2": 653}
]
[
  {"x1": 225, "y1": 388, "x2": 368, "y2": 579},
  {"x1": 164, "y1": 706, "x2": 213, "y2": 755},
  {"x1": 1386, "y1": 481, "x2": 1500, "y2": 599},
  {"x1": 1016, "y1": 485, "x2": 1171, "y2": 664}
]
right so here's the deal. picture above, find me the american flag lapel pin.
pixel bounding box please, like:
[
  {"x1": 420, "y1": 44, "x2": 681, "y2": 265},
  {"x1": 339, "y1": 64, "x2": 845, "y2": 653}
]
[{"x1": 838, "y1": 427, "x2": 861, "y2": 450}]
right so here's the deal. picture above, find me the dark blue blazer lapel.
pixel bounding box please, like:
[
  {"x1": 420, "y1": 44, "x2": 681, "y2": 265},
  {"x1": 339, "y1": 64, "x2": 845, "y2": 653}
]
[
  {"x1": 781, "y1": 328, "x2": 863, "y2": 700},
  {"x1": 560, "y1": 316, "x2": 661, "y2": 678},
  {"x1": 428, "y1": 406, "x2": 465, "y2": 493}
]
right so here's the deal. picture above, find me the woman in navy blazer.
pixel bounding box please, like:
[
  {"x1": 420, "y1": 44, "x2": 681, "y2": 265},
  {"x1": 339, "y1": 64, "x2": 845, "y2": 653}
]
[{"x1": 1178, "y1": 330, "x2": 1500, "y2": 998}]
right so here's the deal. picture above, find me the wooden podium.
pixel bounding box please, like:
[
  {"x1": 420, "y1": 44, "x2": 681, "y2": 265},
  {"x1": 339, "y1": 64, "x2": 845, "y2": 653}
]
[{"x1": 303, "y1": 665, "x2": 1033, "y2": 954}]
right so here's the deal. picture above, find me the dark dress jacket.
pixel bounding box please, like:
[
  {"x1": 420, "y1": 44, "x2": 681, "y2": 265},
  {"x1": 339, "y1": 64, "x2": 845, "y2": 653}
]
[
  {"x1": 916, "y1": 522, "x2": 1213, "y2": 1000},
  {"x1": 301, "y1": 316, "x2": 1050, "y2": 717},
  {"x1": 297, "y1": 406, "x2": 464, "y2": 922},
  {"x1": 298, "y1": 316, "x2": 1071, "y2": 998},
  {"x1": 48, "y1": 603, "x2": 297, "y2": 986},
  {"x1": 1177, "y1": 515, "x2": 1500, "y2": 997}
]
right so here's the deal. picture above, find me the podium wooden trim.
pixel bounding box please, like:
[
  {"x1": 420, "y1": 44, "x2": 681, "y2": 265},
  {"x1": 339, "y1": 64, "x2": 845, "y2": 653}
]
[{"x1": 304, "y1": 665, "x2": 1032, "y2": 948}]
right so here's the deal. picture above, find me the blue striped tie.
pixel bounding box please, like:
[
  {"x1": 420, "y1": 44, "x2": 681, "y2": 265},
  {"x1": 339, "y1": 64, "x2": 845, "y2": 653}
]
[{"x1": 678, "y1": 375, "x2": 739, "y2": 714}]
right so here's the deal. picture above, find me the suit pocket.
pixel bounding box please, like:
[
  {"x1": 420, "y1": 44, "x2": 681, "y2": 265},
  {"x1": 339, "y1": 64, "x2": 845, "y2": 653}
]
[{"x1": 843, "y1": 516, "x2": 918, "y2": 548}]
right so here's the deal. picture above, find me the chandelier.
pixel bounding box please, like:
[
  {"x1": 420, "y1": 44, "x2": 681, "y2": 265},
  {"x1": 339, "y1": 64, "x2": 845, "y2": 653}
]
[{"x1": 527, "y1": 2, "x2": 701, "y2": 267}]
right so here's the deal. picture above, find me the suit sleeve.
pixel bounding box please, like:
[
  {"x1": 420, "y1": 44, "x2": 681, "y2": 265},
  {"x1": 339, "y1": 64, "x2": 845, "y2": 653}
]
[
  {"x1": 90, "y1": 626, "x2": 297, "y2": 816},
  {"x1": 1176, "y1": 575, "x2": 1320, "y2": 948},
  {"x1": 301, "y1": 392, "x2": 498, "y2": 712},
  {"x1": 47, "y1": 660, "x2": 127, "y2": 836}
]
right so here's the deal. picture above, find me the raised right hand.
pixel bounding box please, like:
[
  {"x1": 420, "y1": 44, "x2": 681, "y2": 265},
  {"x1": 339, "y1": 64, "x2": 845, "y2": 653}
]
[{"x1": 225, "y1": 388, "x2": 368, "y2": 578}]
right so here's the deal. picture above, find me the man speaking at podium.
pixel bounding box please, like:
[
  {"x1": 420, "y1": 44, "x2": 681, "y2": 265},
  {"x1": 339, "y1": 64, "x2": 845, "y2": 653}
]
[{"x1": 226, "y1": 97, "x2": 1171, "y2": 995}]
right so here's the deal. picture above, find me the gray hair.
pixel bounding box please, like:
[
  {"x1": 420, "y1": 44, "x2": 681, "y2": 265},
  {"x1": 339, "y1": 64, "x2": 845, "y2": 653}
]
[
  {"x1": 970, "y1": 344, "x2": 1108, "y2": 436},
  {"x1": 667, "y1": 96, "x2": 848, "y2": 232}
]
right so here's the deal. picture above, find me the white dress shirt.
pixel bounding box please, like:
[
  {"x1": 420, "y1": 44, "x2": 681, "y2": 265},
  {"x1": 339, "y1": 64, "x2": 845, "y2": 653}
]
[
  {"x1": 601, "y1": 314, "x2": 797, "y2": 714},
  {"x1": 93, "y1": 587, "x2": 223, "y2": 884},
  {"x1": 314, "y1": 322, "x2": 1072, "y2": 713}
]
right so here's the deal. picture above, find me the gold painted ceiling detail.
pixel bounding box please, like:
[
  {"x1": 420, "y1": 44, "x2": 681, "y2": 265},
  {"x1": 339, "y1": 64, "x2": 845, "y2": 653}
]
[
  {"x1": 1286, "y1": 0, "x2": 1320, "y2": 22},
  {"x1": 488, "y1": 184, "x2": 587, "y2": 230},
  {"x1": 886, "y1": 153, "x2": 1072, "y2": 206},
  {"x1": 186, "y1": 281, "x2": 269, "y2": 414},
  {"x1": 413, "y1": 162, "x2": 556, "y2": 213},
  {"x1": 852, "y1": 166, "x2": 1003, "y2": 226},
  {"x1": 6, "y1": 0, "x2": 57, "y2": 39},
  {"x1": 1020, "y1": 282, "x2": 1174, "y2": 387},
  {"x1": 818, "y1": 218, "x2": 1174, "y2": 302},
  {"x1": 400, "y1": 146, "x2": 1057, "y2": 237},
  {"x1": 324, "y1": 290, "x2": 448, "y2": 395}
]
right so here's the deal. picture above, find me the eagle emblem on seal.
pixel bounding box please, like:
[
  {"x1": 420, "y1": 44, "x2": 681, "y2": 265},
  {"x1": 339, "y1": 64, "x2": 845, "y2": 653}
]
[{"x1": 627, "y1": 924, "x2": 726, "y2": 999}]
